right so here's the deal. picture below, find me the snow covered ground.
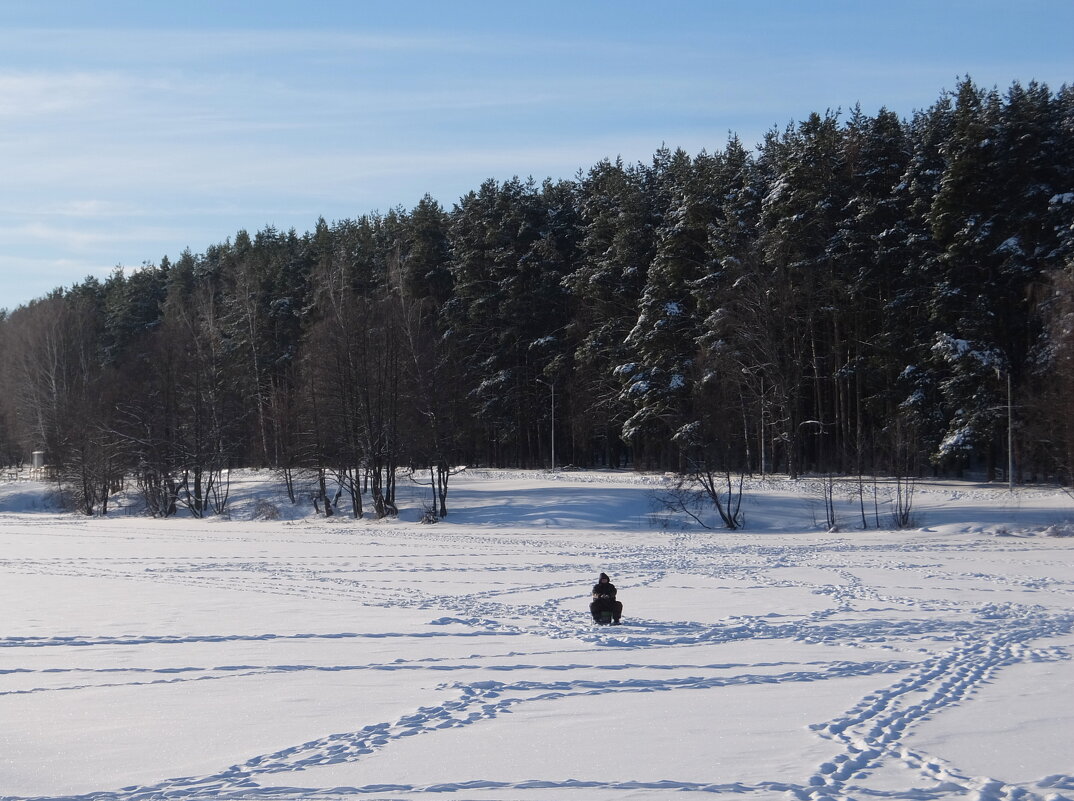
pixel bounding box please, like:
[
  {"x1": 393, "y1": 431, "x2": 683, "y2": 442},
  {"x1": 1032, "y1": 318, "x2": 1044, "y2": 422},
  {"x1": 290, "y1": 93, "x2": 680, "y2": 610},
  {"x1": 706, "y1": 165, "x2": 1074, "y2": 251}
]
[{"x1": 1, "y1": 470, "x2": 1073, "y2": 801}]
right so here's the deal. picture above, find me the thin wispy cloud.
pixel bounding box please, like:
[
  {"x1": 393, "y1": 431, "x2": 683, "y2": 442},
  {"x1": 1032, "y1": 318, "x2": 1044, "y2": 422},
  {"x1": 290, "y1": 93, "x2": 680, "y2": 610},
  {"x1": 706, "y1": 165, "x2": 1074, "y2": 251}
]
[
  {"x1": 0, "y1": 199, "x2": 143, "y2": 219},
  {"x1": 0, "y1": 71, "x2": 129, "y2": 117},
  {"x1": 1, "y1": 220, "x2": 194, "y2": 250}
]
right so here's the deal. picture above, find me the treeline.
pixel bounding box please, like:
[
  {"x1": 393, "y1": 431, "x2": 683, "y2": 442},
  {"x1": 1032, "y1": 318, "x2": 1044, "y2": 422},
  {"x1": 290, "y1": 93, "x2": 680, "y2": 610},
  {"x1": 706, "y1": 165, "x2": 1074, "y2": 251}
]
[{"x1": 2, "y1": 78, "x2": 1073, "y2": 516}]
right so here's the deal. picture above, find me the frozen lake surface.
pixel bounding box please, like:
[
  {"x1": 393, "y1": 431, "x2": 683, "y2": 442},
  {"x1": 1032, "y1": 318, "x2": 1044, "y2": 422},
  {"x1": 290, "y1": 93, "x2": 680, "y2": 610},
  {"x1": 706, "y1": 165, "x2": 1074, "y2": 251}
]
[{"x1": 1, "y1": 470, "x2": 1072, "y2": 800}]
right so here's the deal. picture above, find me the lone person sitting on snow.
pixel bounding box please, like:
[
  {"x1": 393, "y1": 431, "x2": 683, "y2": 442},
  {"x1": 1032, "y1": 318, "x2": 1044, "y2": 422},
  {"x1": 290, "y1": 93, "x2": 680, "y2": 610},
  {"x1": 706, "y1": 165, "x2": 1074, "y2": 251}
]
[{"x1": 590, "y1": 572, "x2": 623, "y2": 624}]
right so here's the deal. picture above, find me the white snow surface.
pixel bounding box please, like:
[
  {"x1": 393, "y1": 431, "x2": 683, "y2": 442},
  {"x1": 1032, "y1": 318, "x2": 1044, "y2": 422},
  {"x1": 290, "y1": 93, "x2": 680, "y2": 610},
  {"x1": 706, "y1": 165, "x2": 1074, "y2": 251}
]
[{"x1": 1, "y1": 469, "x2": 1073, "y2": 801}]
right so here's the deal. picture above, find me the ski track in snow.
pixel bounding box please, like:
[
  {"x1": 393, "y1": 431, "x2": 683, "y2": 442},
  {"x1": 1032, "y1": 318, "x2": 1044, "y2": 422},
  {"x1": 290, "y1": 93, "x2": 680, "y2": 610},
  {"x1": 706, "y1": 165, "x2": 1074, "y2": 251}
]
[{"x1": 3, "y1": 519, "x2": 1074, "y2": 801}]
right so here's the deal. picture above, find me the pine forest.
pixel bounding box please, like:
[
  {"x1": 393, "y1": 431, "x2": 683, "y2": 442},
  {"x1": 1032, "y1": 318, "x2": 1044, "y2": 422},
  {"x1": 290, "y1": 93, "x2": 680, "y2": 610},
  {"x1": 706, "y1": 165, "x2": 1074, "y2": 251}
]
[{"x1": 2, "y1": 78, "x2": 1073, "y2": 518}]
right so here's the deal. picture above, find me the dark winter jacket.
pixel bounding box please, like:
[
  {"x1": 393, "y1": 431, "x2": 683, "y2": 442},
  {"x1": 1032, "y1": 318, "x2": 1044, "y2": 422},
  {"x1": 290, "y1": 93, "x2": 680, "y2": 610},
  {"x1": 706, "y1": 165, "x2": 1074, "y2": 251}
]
[{"x1": 592, "y1": 578, "x2": 617, "y2": 599}]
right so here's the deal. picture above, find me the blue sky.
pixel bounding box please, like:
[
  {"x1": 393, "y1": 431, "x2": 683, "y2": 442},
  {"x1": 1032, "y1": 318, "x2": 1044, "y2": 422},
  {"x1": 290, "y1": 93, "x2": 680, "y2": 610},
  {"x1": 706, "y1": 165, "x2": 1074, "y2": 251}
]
[{"x1": 2, "y1": 0, "x2": 1072, "y2": 309}]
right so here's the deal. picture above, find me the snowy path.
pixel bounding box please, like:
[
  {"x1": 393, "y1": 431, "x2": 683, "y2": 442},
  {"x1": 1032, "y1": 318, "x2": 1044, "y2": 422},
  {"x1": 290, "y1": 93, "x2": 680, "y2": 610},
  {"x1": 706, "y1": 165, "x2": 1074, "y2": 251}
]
[{"x1": 1, "y1": 475, "x2": 1073, "y2": 800}]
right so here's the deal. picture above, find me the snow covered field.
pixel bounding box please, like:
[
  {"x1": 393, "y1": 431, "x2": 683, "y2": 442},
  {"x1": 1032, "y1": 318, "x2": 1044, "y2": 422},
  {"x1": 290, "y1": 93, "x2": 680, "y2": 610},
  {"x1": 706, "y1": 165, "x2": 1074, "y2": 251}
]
[{"x1": 1, "y1": 470, "x2": 1073, "y2": 801}]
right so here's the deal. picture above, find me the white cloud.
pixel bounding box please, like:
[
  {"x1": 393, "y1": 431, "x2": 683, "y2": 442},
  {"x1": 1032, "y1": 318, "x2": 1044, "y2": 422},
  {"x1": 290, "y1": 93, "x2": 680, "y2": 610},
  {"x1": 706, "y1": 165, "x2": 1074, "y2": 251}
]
[
  {"x1": 0, "y1": 220, "x2": 188, "y2": 250},
  {"x1": 2, "y1": 199, "x2": 142, "y2": 219},
  {"x1": 0, "y1": 71, "x2": 124, "y2": 117}
]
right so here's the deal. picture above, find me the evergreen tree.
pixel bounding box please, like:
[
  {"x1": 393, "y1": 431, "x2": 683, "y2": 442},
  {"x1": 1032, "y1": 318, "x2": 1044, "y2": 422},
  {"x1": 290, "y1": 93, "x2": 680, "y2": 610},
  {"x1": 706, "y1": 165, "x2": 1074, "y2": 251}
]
[
  {"x1": 567, "y1": 158, "x2": 655, "y2": 466},
  {"x1": 886, "y1": 93, "x2": 955, "y2": 465},
  {"x1": 445, "y1": 177, "x2": 574, "y2": 466},
  {"x1": 928, "y1": 79, "x2": 1027, "y2": 476},
  {"x1": 825, "y1": 107, "x2": 912, "y2": 471},
  {"x1": 618, "y1": 148, "x2": 710, "y2": 465}
]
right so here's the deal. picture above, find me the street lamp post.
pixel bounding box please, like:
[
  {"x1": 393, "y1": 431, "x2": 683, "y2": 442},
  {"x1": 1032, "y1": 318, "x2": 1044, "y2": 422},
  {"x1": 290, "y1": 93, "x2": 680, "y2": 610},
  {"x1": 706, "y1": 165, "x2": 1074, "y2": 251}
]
[
  {"x1": 1006, "y1": 368, "x2": 1013, "y2": 493},
  {"x1": 994, "y1": 365, "x2": 1014, "y2": 492},
  {"x1": 537, "y1": 378, "x2": 555, "y2": 471}
]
